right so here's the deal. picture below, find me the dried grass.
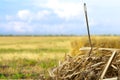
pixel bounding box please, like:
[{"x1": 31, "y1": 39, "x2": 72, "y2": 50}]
[
  {"x1": 48, "y1": 49, "x2": 120, "y2": 80},
  {"x1": 71, "y1": 37, "x2": 120, "y2": 56}
]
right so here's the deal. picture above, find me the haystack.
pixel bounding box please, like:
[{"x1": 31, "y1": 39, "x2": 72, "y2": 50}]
[{"x1": 48, "y1": 47, "x2": 120, "y2": 80}]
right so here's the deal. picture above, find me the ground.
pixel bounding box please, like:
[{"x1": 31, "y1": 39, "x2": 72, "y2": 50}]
[{"x1": 0, "y1": 36, "x2": 120, "y2": 79}]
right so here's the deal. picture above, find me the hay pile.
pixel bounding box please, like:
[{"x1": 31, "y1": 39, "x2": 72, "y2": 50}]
[{"x1": 48, "y1": 50, "x2": 120, "y2": 80}]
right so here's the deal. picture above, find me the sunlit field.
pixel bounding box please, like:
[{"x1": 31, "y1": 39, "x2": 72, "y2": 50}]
[
  {"x1": 0, "y1": 36, "x2": 75, "y2": 79},
  {"x1": 0, "y1": 36, "x2": 120, "y2": 79}
]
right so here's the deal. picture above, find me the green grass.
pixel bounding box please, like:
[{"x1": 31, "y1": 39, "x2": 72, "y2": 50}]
[
  {"x1": 0, "y1": 48, "x2": 68, "y2": 53},
  {"x1": 0, "y1": 58, "x2": 59, "y2": 79}
]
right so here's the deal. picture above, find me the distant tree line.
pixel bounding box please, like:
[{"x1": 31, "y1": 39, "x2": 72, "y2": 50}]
[{"x1": 0, "y1": 34, "x2": 120, "y2": 37}]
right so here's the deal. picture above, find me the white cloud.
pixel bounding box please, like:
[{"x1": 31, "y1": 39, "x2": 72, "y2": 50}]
[
  {"x1": 12, "y1": 22, "x2": 26, "y2": 32},
  {"x1": 6, "y1": 0, "x2": 83, "y2": 22},
  {"x1": 34, "y1": 0, "x2": 83, "y2": 20},
  {"x1": 35, "y1": 10, "x2": 51, "y2": 20},
  {"x1": 17, "y1": 9, "x2": 51, "y2": 21},
  {"x1": 17, "y1": 10, "x2": 32, "y2": 21},
  {"x1": 6, "y1": 15, "x2": 13, "y2": 21},
  {"x1": 6, "y1": 21, "x2": 33, "y2": 33},
  {"x1": 89, "y1": 18, "x2": 98, "y2": 27},
  {"x1": 86, "y1": 0, "x2": 120, "y2": 7},
  {"x1": 1, "y1": 0, "x2": 120, "y2": 35},
  {"x1": 4, "y1": 9, "x2": 52, "y2": 33}
]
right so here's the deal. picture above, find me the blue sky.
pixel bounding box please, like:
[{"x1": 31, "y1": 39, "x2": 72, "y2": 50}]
[{"x1": 0, "y1": 0, "x2": 120, "y2": 35}]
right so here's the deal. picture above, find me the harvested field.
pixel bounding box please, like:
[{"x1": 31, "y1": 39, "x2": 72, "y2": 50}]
[{"x1": 0, "y1": 36, "x2": 120, "y2": 79}]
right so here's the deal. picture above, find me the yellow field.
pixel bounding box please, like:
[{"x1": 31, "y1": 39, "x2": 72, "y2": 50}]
[
  {"x1": 0, "y1": 36, "x2": 120, "y2": 79},
  {"x1": 71, "y1": 36, "x2": 120, "y2": 55},
  {"x1": 0, "y1": 36, "x2": 77, "y2": 79},
  {"x1": 0, "y1": 36, "x2": 71, "y2": 60}
]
